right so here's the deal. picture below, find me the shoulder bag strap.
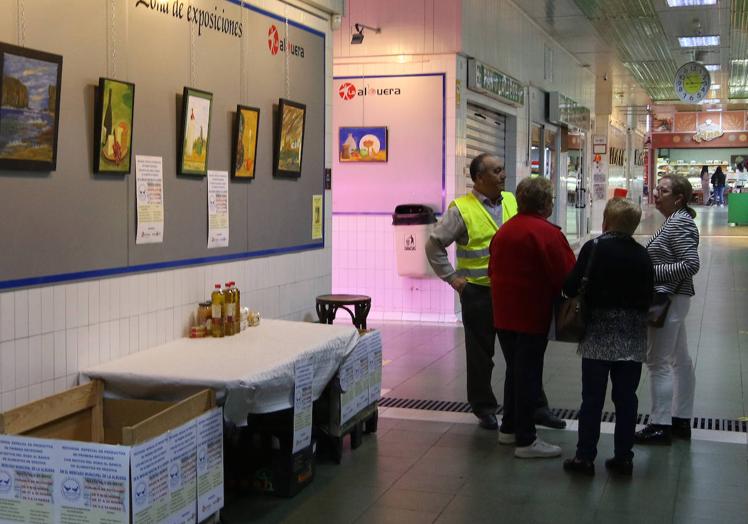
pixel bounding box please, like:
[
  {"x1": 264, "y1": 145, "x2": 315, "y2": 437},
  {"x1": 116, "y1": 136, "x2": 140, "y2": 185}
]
[{"x1": 577, "y1": 238, "x2": 599, "y2": 297}]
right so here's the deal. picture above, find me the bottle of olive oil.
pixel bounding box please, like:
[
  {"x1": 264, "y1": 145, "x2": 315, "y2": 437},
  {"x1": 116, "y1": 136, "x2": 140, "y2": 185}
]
[
  {"x1": 211, "y1": 284, "x2": 224, "y2": 338},
  {"x1": 224, "y1": 282, "x2": 235, "y2": 336},
  {"x1": 232, "y1": 281, "x2": 241, "y2": 333}
]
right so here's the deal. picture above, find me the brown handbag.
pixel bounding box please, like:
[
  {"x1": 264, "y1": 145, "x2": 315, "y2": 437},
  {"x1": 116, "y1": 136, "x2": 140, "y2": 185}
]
[{"x1": 556, "y1": 239, "x2": 598, "y2": 343}]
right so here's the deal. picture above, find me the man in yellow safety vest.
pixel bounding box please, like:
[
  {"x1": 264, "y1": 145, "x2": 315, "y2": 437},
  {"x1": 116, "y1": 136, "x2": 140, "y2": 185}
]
[{"x1": 426, "y1": 153, "x2": 564, "y2": 431}]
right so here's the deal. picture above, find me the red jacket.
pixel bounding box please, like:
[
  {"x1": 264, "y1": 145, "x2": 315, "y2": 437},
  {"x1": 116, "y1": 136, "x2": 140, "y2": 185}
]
[{"x1": 489, "y1": 213, "x2": 576, "y2": 335}]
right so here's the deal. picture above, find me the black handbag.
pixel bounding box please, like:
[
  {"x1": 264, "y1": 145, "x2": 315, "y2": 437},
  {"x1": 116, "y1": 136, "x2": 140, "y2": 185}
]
[
  {"x1": 556, "y1": 239, "x2": 598, "y2": 343},
  {"x1": 647, "y1": 282, "x2": 683, "y2": 328}
]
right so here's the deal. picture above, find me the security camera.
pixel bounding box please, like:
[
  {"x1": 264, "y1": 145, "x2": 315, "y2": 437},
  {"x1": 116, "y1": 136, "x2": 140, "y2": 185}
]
[
  {"x1": 351, "y1": 31, "x2": 364, "y2": 45},
  {"x1": 351, "y1": 23, "x2": 380, "y2": 45}
]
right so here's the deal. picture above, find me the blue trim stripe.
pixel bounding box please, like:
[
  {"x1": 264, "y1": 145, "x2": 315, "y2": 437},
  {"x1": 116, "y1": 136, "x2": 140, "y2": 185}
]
[
  {"x1": 0, "y1": 242, "x2": 324, "y2": 290},
  {"x1": 224, "y1": 0, "x2": 326, "y2": 38}
]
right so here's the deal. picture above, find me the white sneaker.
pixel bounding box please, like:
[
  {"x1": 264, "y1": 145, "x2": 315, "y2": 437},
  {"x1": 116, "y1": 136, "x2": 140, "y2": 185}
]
[
  {"x1": 514, "y1": 438, "x2": 562, "y2": 458},
  {"x1": 498, "y1": 432, "x2": 516, "y2": 445}
]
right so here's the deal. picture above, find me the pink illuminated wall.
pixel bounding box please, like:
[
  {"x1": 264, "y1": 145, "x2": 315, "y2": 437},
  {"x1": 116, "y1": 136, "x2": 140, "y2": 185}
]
[{"x1": 332, "y1": 74, "x2": 446, "y2": 214}]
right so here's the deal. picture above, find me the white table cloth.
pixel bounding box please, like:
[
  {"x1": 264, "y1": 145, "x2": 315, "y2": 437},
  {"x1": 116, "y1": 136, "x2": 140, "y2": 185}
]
[{"x1": 80, "y1": 319, "x2": 360, "y2": 424}]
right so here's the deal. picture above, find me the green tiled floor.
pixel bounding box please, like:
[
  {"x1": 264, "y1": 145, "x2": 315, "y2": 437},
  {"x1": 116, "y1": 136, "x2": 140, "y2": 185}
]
[{"x1": 224, "y1": 206, "x2": 748, "y2": 523}]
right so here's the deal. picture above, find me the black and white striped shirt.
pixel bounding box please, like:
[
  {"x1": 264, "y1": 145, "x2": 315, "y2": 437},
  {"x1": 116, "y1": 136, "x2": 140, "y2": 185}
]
[{"x1": 646, "y1": 208, "x2": 700, "y2": 296}]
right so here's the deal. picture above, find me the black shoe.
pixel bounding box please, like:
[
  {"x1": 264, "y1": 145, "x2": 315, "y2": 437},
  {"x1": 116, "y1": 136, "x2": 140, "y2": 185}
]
[
  {"x1": 634, "y1": 424, "x2": 671, "y2": 445},
  {"x1": 563, "y1": 457, "x2": 595, "y2": 476},
  {"x1": 671, "y1": 417, "x2": 692, "y2": 440},
  {"x1": 534, "y1": 408, "x2": 567, "y2": 429},
  {"x1": 605, "y1": 457, "x2": 633, "y2": 476},
  {"x1": 477, "y1": 413, "x2": 498, "y2": 430}
]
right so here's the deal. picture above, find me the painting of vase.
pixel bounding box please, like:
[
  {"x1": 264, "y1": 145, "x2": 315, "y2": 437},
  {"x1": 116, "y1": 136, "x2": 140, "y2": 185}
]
[
  {"x1": 338, "y1": 126, "x2": 388, "y2": 162},
  {"x1": 94, "y1": 78, "x2": 135, "y2": 174},
  {"x1": 179, "y1": 87, "x2": 213, "y2": 176},
  {"x1": 0, "y1": 42, "x2": 63, "y2": 171}
]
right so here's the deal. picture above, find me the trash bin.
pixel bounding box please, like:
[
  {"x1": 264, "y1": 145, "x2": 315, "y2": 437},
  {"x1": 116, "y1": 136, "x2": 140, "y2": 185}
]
[{"x1": 392, "y1": 204, "x2": 437, "y2": 277}]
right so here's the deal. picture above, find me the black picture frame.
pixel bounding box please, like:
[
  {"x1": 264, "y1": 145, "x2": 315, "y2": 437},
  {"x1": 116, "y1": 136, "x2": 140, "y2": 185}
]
[
  {"x1": 231, "y1": 104, "x2": 261, "y2": 179},
  {"x1": 93, "y1": 77, "x2": 135, "y2": 174},
  {"x1": 178, "y1": 87, "x2": 213, "y2": 176},
  {"x1": 0, "y1": 42, "x2": 63, "y2": 171},
  {"x1": 274, "y1": 98, "x2": 306, "y2": 177}
]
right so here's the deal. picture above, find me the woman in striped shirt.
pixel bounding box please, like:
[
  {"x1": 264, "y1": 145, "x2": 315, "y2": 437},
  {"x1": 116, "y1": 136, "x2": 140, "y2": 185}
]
[{"x1": 635, "y1": 175, "x2": 700, "y2": 445}]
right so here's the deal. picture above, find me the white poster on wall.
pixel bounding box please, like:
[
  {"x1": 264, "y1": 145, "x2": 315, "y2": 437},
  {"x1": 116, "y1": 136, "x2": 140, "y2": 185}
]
[
  {"x1": 135, "y1": 155, "x2": 165, "y2": 244},
  {"x1": 207, "y1": 170, "x2": 229, "y2": 249},
  {"x1": 332, "y1": 74, "x2": 446, "y2": 214}
]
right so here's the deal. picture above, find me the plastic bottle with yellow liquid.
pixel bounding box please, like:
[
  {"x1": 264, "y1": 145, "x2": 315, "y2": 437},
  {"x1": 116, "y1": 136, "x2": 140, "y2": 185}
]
[
  {"x1": 224, "y1": 282, "x2": 235, "y2": 336},
  {"x1": 211, "y1": 284, "x2": 225, "y2": 337},
  {"x1": 232, "y1": 281, "x2": 241, "y2": 333}
]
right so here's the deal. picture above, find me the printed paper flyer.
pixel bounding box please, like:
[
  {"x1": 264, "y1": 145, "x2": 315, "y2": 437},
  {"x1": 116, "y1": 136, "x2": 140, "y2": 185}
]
[
  {"x1": 338, "y1": 355, "x2": 357, "y2": 426},
  {"x1": 167, "y1": 420, "x2": 198, "y2": 524},
  {"x1": 311, "y1": 194, "x2": 322, "y2": 240},
  {"x1": 135, "y1": 155, "x2": 165, "y2": 244},
  {"x1": 55, "y1": 441, "x2": 130, "y2": 524},
  {"x1": 0, "y1": 435, "x2": 55, "y2": 524},
  {"x1": 196, "y1": 408, "x2": 223, "y2": 521},
  {"x1": 367, "y1": 331, "x2": 383, "y2": 405},
  {"x1": 131, "y1": 433, "x2": 170, "y2": 524},
  {"x1": 292, "y1": 357, "x2": 314, "y2": 454},
  {"x1": 207, "y1": 170, "x2": 229, "y2": 249}
]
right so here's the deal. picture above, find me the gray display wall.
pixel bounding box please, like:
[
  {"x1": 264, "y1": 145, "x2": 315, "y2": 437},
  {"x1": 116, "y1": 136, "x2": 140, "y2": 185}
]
[{"x1": 0, "y1": 0, "x2": 325, "y2": 288}]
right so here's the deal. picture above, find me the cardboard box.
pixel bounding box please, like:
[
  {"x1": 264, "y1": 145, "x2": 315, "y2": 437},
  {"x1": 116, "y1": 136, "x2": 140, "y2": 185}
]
[{"x1": 0, "y1": 381, "x2": 223, "y2": 523}]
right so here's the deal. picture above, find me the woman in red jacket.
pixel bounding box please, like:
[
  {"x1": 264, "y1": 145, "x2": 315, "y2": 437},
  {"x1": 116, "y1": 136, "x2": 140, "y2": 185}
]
[{"x1": 488, "y1": 176, "x2": 576, "y2": 458}]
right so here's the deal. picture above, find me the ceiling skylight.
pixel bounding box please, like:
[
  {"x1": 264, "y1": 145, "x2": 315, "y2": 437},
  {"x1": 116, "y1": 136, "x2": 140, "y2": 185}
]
[
  {"x1": 678, "y1": 35, "x2": 720, "y2": 47},
  {"x1": 666, "y1": 0, "x2": 717, "y2": 6}
]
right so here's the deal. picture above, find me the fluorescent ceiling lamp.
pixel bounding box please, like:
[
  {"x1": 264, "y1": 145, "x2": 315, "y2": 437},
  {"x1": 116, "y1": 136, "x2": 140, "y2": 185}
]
[
  {"x1": 731, "y1": 59, "x2": 748, "y2": 64},
  {"x1": 710, "y1": 84, "x2": 721, "y2": 90},
  {"x1": 699, "y1": 98, "x2": 721, "y2": 104},
  {"x1": 705, "y1": 64, "x2": 721, "y2": 71},
  {"x1": 667, "y1": 0, "x2": 717, "y2": 5},
  {"x1": 678, "y1": 35, "x2": 720, "y2": 47}
]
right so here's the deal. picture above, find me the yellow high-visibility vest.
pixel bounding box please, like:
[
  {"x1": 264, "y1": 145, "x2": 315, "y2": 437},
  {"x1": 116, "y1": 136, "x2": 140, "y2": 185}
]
[{"x1": 451, "y1": 191, "x2": 518, "y2": 286}]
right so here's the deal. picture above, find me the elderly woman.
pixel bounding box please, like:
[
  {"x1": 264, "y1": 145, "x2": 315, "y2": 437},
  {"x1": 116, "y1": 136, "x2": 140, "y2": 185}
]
[
  {"x1": 562, "y1": 199, "x2": 654, "y2": 476},
  {"x1": 635, "y1": 174, "x2": 700, "y2": 444},
  {"x1": 488, "y1": 177, "x2": 575, "y2": 458}
]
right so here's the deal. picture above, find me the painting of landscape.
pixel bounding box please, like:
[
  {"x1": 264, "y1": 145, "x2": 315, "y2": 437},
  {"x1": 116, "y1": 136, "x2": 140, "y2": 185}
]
[
  {"x1": 274, "y1": 98, "x2": 306, "y2": 177},
  {"x1": 0, "y1": 43, "x2": 63, "y2": 171}
]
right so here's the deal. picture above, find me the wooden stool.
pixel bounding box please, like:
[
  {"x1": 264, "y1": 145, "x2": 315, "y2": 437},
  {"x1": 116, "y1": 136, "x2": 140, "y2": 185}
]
[{"x1": 316, "y1": 294, "x2": 371, "y2": 330}]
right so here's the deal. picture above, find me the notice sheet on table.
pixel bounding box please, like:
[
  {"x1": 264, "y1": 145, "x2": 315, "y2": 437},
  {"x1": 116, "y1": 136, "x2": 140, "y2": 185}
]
[
  {"x1": 207, "y1": 170, "x2": 229, "y2": 248},
  {"x1": 292, "y1": 357, "x2": 314, "y2": 453},
  {"x1": 196, "y1": 408, "x2": 223, "y2": 521},
  {"x1": 135, "y1": 155, "x2": 165, "y2": 244}
]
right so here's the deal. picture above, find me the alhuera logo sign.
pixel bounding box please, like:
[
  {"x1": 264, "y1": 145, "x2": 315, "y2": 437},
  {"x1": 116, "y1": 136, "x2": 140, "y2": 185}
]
[
  {"x1": 267, "y1": 25, "x2": 305, "y2": 57},
  {"x1": 337, "y1": 82, "x2": 402, "y2": 100}
]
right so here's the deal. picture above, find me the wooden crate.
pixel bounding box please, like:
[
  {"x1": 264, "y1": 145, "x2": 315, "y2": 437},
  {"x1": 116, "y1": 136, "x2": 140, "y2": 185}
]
[{"x1": 0, "y1": 380, "x2": 215, "y2": 445}]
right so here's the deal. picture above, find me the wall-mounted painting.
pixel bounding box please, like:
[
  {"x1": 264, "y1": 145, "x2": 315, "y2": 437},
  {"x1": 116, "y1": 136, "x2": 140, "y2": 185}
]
[
  {"x1": 0, "y1": 42, "x2": 63, "y2": 171},
  {"x1": 232, "y1": 105, "x2": 260, "y2": 179},
  {"x1": 94, "y1": 77, "x2": 134, "y2": 174},
  {"x1": 179, "y1": 87, "x2": 213, "y2": 176},
  {"x1": 339, "y1": 126, "x2": 388, "y2": 162},
  {"x1": 274, "y1": 98, "x2": 306, "y2": 177}
]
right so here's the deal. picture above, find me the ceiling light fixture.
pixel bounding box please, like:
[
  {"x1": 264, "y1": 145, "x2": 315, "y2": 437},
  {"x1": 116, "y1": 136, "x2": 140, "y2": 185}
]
[
  {"x1": 667, "y1": 0, "x2": 717, "y2": 6},
  {"x1": 351, "y1": 23, "x2": 381, "y2": 45},
  {"x1": 731, "y1": 59, "x2": 748, "y2": 65},
  {"x1": 704, "y1": 64, "x2": 721, "y2": 71},
  {"x1": 678, "y1": 35, "x2": 720, "y2": 47}
]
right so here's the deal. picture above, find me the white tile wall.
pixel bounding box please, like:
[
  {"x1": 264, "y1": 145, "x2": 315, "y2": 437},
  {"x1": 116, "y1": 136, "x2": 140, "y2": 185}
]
[{"x1": 0, "y1": 246, "x2": 333, "y2": 411}]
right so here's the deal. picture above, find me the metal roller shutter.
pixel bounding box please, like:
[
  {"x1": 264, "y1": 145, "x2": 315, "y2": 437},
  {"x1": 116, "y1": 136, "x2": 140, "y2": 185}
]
[{"x1": 465, "y1": 103, "x2": 506, "y2": 192}]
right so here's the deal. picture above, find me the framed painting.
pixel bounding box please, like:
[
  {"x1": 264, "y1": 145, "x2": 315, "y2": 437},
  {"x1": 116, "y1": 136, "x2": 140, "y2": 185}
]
[
  {"x1": 339, "y1": 126, "x2": 388, "y2": 162},
  {"x1": 94, "y1": 77, "x2": 135, "y2": 173},
  {"x1": 179, "y1": 87, "x2": 213, "y2": 176},
  {"x1": 274, "y1": 98, "x2": 306, "y2": 177},
  {"x1": 231, "y1": 105, "x2": 260, "y2": 179},
  {"x1": 0, "y1": 42, "x2": 63, "y2": 171}
]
